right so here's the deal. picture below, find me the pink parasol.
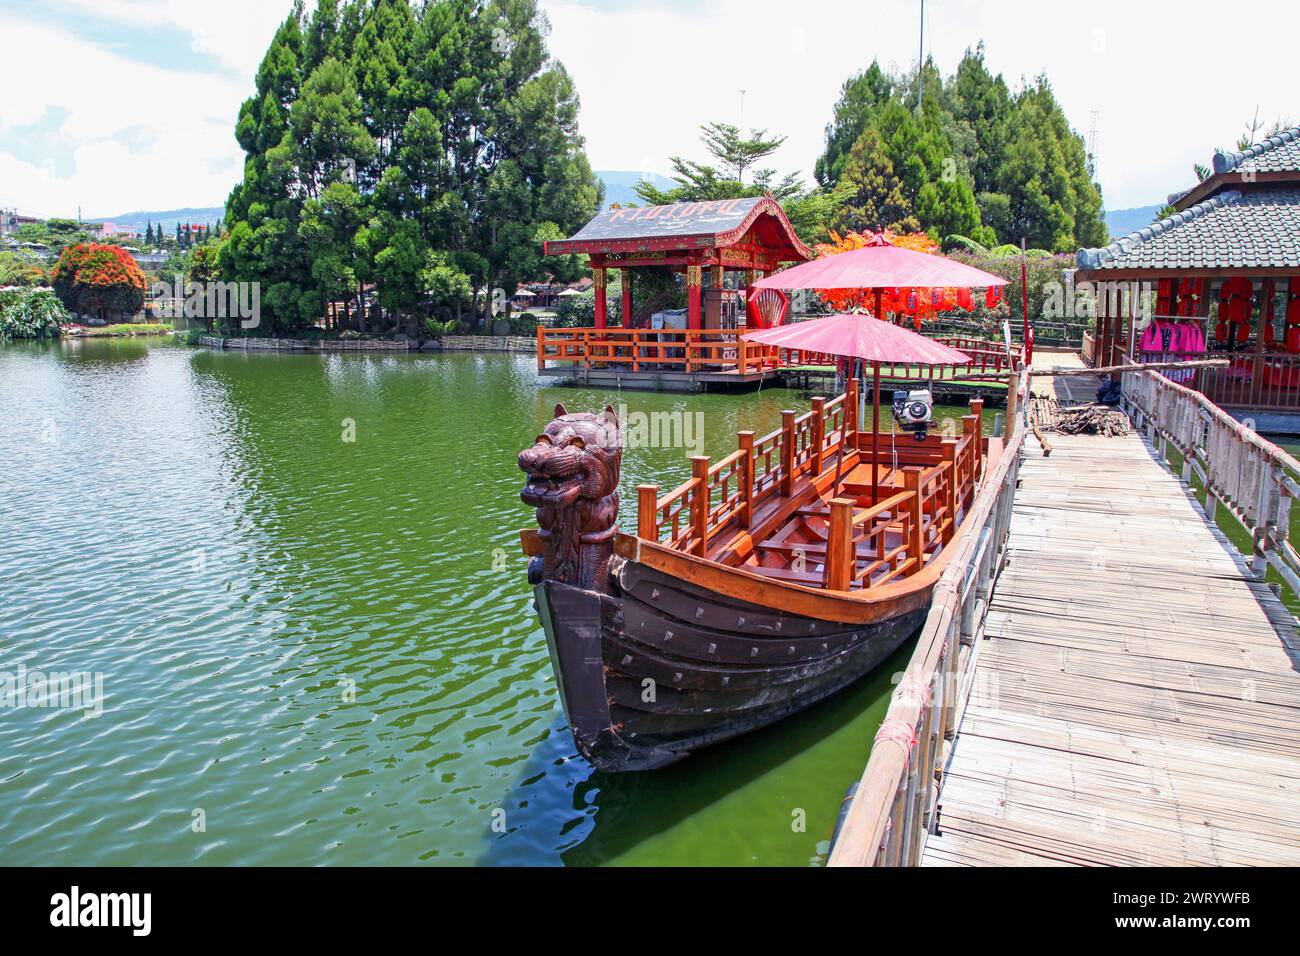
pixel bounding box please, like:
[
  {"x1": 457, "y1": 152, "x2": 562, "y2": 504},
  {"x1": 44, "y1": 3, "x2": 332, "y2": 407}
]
[
  {"x1": 741, "y1": 312, "x2": 972, "y2": 365},
  {"x1": 751, "y1": 232, "x2": 1009, "y2": 293},
  {"x1": 744, "y1": 313, "x2": 973, "y2": 502}
]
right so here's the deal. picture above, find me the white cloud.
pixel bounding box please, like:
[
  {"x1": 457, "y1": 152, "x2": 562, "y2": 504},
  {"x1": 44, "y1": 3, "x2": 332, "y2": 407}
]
[
  {"x1": 542, "y1": 0, "x2": 1299, "y2": 211},
  {"x1": 2, "y1": 0, "x2": 1295, "y2": 222},
  {"x1": 55, "y1": 0, "x2": 290, "y2": 78},
  {"x1": 0, "y1": 11, "x2": 280, "y2": 218}
]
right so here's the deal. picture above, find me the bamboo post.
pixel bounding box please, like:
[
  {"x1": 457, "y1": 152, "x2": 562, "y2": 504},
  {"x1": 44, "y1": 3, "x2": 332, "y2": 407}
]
[
  {"x1": 738, "y1": 431, "x2": 755, "y2": 529},
  {"x1": 690, "y1": 456, "x2": 710, "y2": 556},
  {"x1": 969, "y1": 398, "x2": 985, "y2": 475},
  {"x1": 637, "y1": 484, "x2": 659, "y2": 540},
  {"x1": 780, "y1": 410, "x2": 796, "y2": 497},
  {"x1": 904, "y1": 467, "x2": 924, "y2": 573},
  {"x1": 825, "y1": 497, "x2": 855, "y2": 590},
  {"x1": 811, "y1": 397, "x2": 826, "y2": 477}
]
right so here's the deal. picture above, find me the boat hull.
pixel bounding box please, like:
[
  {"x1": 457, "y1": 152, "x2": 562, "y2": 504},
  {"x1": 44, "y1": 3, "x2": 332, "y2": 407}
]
[{"x1": 535, "y1": 559, "x2": 927, "y2": 771}]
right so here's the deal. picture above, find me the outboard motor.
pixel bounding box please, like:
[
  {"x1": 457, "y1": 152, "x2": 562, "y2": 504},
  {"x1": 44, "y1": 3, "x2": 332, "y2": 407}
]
[{"x1": 892, "y1": 388, "x2": 934, "y2": 441}]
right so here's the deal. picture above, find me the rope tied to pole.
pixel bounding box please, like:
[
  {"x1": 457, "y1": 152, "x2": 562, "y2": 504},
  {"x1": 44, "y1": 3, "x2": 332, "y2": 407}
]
[
  {"x1": 874, "y1": 718, "x2": 918, "y2": 754},
  {"x1": 895, "y1": 673, "x2": 933, "y2": 707}
]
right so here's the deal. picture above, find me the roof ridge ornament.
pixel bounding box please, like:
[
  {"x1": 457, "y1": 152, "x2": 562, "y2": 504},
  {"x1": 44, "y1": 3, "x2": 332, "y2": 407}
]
[{"x1": 1213, "y1": 124, "x2": 1300, "y2": 175}]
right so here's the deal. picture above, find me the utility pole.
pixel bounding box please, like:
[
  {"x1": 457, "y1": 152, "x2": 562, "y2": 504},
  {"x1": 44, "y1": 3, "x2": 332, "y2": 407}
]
[
  {"x1": 739, "y1": 89, "x2": 746, "y2": 132},
  {"x1": 917, "y1": 0, "x2": 925, "y2": 112},
  {"x1": 1088, "y1": 108, "x2": 1100, "y2": 180}
]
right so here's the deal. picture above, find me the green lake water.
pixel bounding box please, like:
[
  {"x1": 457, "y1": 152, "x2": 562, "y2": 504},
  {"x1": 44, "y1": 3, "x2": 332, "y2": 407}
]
[{"x1": 0, "y1": 338, "x2": 998, "y2": 866}]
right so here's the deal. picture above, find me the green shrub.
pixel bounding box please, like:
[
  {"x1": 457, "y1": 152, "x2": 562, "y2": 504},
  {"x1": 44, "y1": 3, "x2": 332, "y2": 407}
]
[
  {"x1": 0, "y1": 287, "x2": 69, "y2": 342},
  {"x1": 508, "y1": 312, "x2": 538, "y2": 335},
  {"x1": 425, "y1": 317, "x2": 459, "y2": 337},
  {"x1": 555, "y1": 290, "x2": 622, "y2": 328}
]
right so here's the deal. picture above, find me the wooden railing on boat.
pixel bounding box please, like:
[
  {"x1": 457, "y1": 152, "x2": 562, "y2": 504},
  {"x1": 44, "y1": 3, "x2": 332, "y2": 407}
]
[
  {"x1": 827, "y1": 368, "x2": 1029, "y2": 866},
  {"x1": 1122, "y1": 367, "x2": 1300, "y2": 596},
  {"x1": 538, "y1": 327, "x2": 1020, "y2": 381},
  {"x1": 634, "y1": 381, "x2": 988, "y2": 590}
]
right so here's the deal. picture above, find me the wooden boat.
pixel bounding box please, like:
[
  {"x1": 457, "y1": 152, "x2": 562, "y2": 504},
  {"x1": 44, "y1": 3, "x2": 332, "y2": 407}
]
[{"x1": 517, "y1": 379, "x2": 1001, "y2": 771}]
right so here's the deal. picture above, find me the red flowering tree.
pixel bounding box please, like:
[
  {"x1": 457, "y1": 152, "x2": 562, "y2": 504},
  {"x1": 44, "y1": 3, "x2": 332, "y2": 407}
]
[{"x1": 51, "y1": 243, "x2": 147, "y2": 321}]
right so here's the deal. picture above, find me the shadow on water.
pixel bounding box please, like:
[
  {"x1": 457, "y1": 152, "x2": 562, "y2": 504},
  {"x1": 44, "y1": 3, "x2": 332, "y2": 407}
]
[{"x1": 481, "y1": 632, "x2": 917, "y2": 867}]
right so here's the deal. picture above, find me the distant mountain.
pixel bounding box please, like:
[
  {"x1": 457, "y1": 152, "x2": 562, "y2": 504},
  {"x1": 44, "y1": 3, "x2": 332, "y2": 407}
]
[
  {"x1": 88, "y1": 207, "x2": 224, "y2": 233},
  {"x1": 595, "y1": 170, "x2": 679, "y2": 208},
  {"x1": 1104, "y1": 204, "x2": 1163, "y2": 240}
]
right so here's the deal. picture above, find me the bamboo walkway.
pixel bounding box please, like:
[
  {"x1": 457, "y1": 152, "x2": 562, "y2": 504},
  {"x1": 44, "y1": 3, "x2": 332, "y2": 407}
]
[{"x1": 922, "y1": 356, "x2": 1300, "y2": 866}]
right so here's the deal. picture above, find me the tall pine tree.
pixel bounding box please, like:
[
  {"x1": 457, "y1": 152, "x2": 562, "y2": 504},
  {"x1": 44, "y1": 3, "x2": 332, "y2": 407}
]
[
  {"x1": 220, "y1": 0, "x2": 599, "y2": 335},
  {"x1": 816, "y1": 47, "x2": 1106, "y2": 251}
]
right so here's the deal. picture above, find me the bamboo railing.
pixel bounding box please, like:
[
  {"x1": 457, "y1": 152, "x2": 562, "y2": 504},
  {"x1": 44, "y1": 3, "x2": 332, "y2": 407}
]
[
  {"x1": 635, "y1": 382, "x2": 989, "y2": 592},
  {"x1": 827, "y1": 368, "x2": 1028, "y2": 866},
  {"x1": 1122, "y1": 368, "x2": 1300, "y2": 596}
]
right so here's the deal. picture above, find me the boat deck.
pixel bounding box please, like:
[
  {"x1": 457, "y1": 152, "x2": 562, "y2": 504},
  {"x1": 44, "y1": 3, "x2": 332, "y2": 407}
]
[{"x1": 923, "y1": 428, "x2": 1300, "y2": 866}]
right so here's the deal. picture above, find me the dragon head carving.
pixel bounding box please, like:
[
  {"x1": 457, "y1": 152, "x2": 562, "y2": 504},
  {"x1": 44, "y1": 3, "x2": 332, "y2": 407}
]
[{"x1": 519, "y1": 403, "x2": 621, "y2": 591}]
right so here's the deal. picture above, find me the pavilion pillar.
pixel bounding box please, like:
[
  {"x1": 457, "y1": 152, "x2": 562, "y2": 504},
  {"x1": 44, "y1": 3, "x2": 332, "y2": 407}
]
[
  {"x1": 711, "y1": 264, "x2": 724, "y2": 288},
  {"x1": 687, "y1": 264, "x2": 702, "y2": 331},
  {"x1": 593, "y1": 265, "x2": 607, "y2": 329},
  {"x1": 621, "y1": 268, "x2": 633, "y2": 327}
]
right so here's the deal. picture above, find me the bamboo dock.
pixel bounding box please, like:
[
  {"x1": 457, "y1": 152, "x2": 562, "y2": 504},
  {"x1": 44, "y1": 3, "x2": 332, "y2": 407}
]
[
  {"x1": 923, "y1": 430, "x2": 1300, "y2": 866},
  {"x1": 830, "y1": 351, "x2": 1300, "y2": 867}
]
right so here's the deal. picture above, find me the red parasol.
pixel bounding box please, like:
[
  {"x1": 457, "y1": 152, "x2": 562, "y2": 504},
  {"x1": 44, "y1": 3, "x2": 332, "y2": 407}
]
[{"x1": 744, "y1": 313, "x2": 972, "y2": 502}]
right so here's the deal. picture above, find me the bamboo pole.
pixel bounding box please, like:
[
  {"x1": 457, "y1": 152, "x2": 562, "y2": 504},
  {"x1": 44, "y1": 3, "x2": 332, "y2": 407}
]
[{"x1": 1036, "y1": 358, "x2": 1228, "y2": 377}]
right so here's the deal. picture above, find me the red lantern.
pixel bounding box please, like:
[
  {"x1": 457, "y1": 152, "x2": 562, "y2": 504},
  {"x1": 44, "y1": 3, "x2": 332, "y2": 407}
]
[{"x1": 985, "y1": 286, "x2": 1001, "y2": 308}]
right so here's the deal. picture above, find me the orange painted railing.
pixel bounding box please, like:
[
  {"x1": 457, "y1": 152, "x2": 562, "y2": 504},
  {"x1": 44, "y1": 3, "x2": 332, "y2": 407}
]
[
  {"x1": 634, "y1": 384, "x2": 987, "y2": 590},
  {"x1": 537, "y1": 327, "x2": 781, "y2": 375}
]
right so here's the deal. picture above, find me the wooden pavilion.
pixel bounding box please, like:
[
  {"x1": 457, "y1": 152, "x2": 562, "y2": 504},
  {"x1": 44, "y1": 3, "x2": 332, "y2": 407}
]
[
  {"x1": 1077, "y1": 125, "x2": 1300, "y2": 428},
  {"x1": 536, "y1": 197, "x2": 814, "y2": 389}
]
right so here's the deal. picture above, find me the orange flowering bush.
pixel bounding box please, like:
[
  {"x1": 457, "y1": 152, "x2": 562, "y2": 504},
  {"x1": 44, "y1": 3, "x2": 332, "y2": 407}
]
[
  {"x1": 814, "y1": 229, "x2": 987, "y2": 328},
  {"x1": 51, "y1": 243, "x2": 147, "y2": 320}
]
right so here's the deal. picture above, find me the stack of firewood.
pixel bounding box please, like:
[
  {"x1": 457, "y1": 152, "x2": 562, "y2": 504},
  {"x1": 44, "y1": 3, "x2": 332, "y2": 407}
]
[
  {"x1": 1028, "y1": 394, "x2": 1130, "y2": 436},
  {"x1": 1054, "y1": 403, "x2": 1130, "y2": 436}
]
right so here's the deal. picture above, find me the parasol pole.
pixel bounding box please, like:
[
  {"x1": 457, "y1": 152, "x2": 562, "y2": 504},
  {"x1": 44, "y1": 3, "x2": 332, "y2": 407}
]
[
  {"x1": 831, "y1": 358, "x2": 854, "y2": 499},
  {"x1": 872, "y1": 360, "x2": 882, "y2": 504},
  {"x1": 871, "y1": 288, "x2": 884, "y2": 505}
]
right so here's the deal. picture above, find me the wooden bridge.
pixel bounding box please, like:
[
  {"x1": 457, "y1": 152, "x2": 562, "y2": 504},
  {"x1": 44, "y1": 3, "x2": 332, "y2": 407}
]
[{"x1": 830, "y1": 353, "x2": 1300, "y2": 867}]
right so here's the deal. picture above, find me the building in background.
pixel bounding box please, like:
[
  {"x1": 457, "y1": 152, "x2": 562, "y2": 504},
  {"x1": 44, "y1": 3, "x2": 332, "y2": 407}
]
[{"x1": 0, "y1": 208, "x2": 40, "y2": 237}]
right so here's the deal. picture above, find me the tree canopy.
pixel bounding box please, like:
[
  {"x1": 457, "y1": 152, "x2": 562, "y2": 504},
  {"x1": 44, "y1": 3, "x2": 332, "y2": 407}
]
[
  {"x1": 221, "y1": 0, "x2": 600, "y2": 334},
  {"x1": 817, "y1": 45, "x2": 1107, "y2": 252},
  {"x1": 634, "y1": 122, "x2": 833, "y2": 244}
]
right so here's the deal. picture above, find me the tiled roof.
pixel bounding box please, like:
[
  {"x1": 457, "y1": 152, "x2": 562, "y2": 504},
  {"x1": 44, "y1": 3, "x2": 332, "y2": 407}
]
[
  {"x1": 544, "y1": 196, "x2": 814, "y2": 260},
  {"x1": 1213, "y1": 127, "x2": 1300, "y2": 175},
  {"x1": 1077, "y1": 188, "x2": 1300, "y2": 271}
]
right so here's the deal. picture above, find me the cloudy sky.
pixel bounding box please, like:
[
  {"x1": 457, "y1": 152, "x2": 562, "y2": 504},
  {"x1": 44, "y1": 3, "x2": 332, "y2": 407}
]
[{"x1": 1, "y1": 0, "x2": 1294, "y2": 222}]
